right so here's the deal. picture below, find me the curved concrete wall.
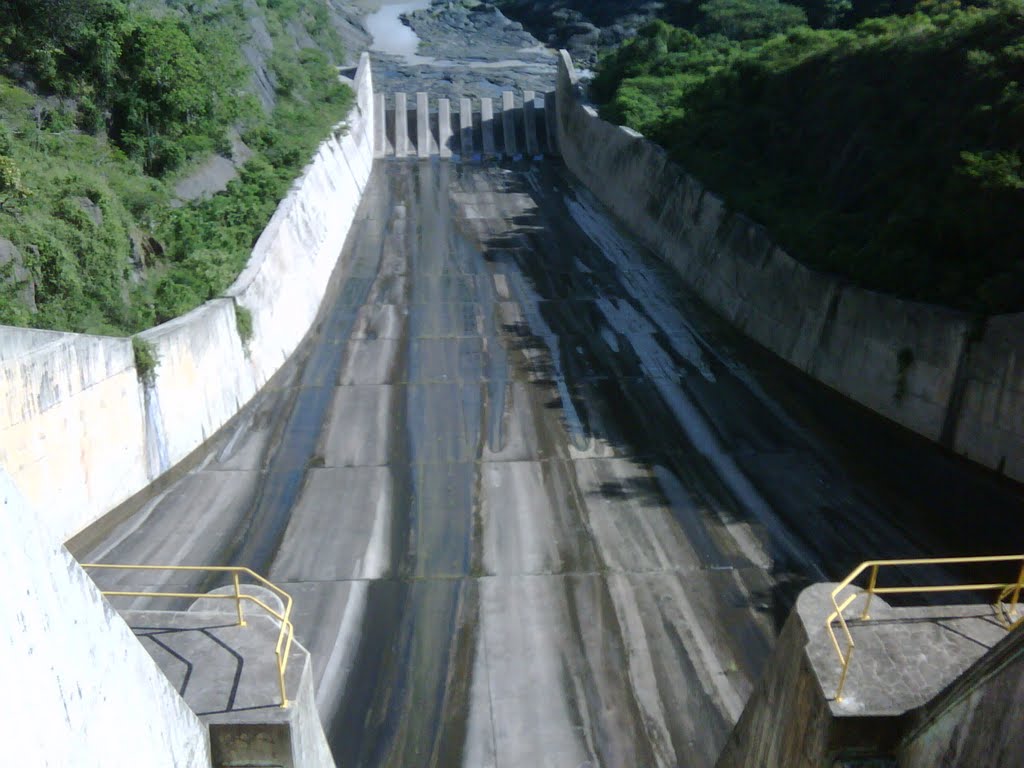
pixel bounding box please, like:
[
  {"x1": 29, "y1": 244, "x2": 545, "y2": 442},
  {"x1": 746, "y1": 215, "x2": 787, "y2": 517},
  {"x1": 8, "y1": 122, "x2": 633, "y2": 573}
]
[
  {"x1": 1, "y1": 468, "x2": 211, "y2": 767},
  {"x1": 899, "y1": 628, "x2": 1024, "y2": 767},
  {"x1": 0, "y1": 54, "x2": 375, "y2": 540},
  {"x1": 555, "y1": 50, "x2": 1024, "y2": 482}
]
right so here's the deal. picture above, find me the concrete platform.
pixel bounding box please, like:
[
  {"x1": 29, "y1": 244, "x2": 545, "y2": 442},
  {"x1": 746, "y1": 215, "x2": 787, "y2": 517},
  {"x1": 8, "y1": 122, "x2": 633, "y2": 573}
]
[
  {"x1": 804, "y1": 586, "x2": 1008, "y2": 716},
  {"x1": 123, "y1": 609, "x2": 303, "y2": 718},
  {"x1": 122, "y1": 607, "x2": 334, "y2": 767}
]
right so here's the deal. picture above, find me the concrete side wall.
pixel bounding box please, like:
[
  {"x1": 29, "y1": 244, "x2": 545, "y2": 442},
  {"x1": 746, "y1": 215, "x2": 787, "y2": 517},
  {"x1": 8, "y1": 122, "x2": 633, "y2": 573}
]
[
  {"x1": 288, "y1": 656, "x2": 337, "y2": 768},
  {"x1": 0, "y1": 468, "x2": 211, "y2": 768},
  {"x1": 555, "y1": 50, "x2": 1022, "y2": 479},
  {"x1": 714, "y1": 593, "x2": 830, "y2": 768},
  {"x1": 207, "y1": 644, "x2": 334, "y2": 768},
  {"x1": 228, "y1": 55, "x2": 374, "y2": 385},
  {"x1": 954, "y1": 313, "x2": 1024, "y2": 479},
  {"x1": 0, "y1": 330, "x2": 149, "y2": 537},
  {"x1": 0, "y1": 54, "x2": 375, "y2": 540},
  {"x1": 714, "y1": 585, "x2": 906, "y2": 768},
  {"x1": 899, "y1": 627, "x2": 1024, "y2": 767}
]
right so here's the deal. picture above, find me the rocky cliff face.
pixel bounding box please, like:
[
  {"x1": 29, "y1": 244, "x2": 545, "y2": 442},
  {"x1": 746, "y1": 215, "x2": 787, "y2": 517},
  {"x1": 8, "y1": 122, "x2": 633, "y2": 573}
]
[{"x1": 167, "y1": 0, "x2": 370, "y2": 202}]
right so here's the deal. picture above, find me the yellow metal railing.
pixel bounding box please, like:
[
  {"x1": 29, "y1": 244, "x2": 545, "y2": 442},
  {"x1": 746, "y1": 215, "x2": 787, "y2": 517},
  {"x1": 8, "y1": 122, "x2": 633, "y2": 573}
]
[
  {"x1": 826, "y1": 555, "x2": 1024, "y2": 702},
  {"x1": 82, "y1": 564, "x2": 296, "y2": 708}
]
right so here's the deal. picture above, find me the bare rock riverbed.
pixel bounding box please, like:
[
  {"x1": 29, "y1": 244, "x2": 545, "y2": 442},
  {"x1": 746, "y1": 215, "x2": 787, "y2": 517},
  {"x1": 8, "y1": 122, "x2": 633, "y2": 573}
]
[{"x1": 351, "y1": 0, "x2": 559, "y2": 102}]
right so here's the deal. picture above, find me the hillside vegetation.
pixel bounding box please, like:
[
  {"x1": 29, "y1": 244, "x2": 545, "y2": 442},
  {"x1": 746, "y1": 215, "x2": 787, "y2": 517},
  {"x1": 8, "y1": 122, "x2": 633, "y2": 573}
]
[
  {"x1": 0, "y1": 0, "x2": 353, "y2": 334},
  {"x1": 592, "y1": 0, "x2": 1024, "y2": 313}
]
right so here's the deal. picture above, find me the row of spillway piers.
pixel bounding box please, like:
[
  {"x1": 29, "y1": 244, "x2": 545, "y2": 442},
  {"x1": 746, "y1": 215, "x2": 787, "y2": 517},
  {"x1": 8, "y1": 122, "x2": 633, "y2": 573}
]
[{"x1": 373, "y1": 90, "x2": 559, "y2": 161}]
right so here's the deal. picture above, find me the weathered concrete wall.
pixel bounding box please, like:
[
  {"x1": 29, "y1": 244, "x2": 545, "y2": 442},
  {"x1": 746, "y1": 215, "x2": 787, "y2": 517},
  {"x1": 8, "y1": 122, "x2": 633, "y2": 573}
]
[
  {"x1": 555, "y1": 50, "x2": 1023, "y2": 480},
  {"x1": 136, "y1": 299, "x2": 254, "y2": 479},
  {"x1": 0, "y1": 468, "x2": 211, "y2": 767},
  {"x1": 953, "y1": 313, "x2": 1024, "y2": 479},
  {"x1": 716, "y1": 583, "x2": 1024, "y2": 768},
  {"x1": 0, "y1": 54, "x2": 375, "y2": 540},
  {"x1": 228, "y1": 55, "x2": 374, "y2": 385},
  {"x1": 714, "y1": 585, "x2": 903, "y2": 768},
  {"x1": 0, "y1": 330, "x2": 149, "y2": 538},
  {"x1": 899, "y1": 625, "x2": 1024, "y2": 767},
  {"x1": 713, "y1": 588, "x2": 830, "y2": 768},
  {"x1": 286, "y1": 656, "x2": 336, "y2": 768}
]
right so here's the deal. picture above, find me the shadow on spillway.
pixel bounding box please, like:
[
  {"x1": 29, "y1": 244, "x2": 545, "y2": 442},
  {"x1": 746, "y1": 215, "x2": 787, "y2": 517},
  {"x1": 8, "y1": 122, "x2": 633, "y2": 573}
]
[{"x1": 81, "y1": 159, "x2": 1024, "y2": 768}]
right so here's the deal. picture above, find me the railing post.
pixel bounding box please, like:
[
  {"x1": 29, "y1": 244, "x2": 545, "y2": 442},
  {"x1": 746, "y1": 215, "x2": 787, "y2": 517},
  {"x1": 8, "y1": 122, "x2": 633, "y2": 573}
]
[
  {"x1": 1011, "y1": 561, "x2": 1024, "y2": 617},
  {"x1": 233, "y1": 572, "x2": 246, "y2": 627},
  {"x1": 836, "y1": 643, "x2": 854, "y2": 702},
  {"x1": 860, "y1": 565, "x2": 879, "y2": 620},
  {"x1": 277, "y1": 649, "x2": 288, "y2": 708}
]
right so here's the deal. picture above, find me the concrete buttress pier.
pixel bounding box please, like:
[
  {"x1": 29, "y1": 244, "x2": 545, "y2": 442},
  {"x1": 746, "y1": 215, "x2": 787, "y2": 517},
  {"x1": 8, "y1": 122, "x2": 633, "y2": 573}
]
[
  {"x1": 716, "y1": 584, "x2": 1021, "y2": 767},
  {"x1": 375, "y1": 90, "x2": 557, "y2": 160},
  {"x1": 480, "y1": 96, "x2": 495, "y2": 156}
]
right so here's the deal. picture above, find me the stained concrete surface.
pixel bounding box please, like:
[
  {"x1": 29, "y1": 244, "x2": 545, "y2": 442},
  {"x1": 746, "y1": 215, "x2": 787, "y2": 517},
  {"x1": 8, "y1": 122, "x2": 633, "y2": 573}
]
[{"x1": 81, "y1": 160, "x2": 1024, "y2": 768}]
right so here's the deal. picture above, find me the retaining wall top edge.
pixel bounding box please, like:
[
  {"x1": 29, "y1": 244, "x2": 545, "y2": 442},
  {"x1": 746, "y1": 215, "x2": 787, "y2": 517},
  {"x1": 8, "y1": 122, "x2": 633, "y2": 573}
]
[
  {"x1": 557, "y1": 49, "x2": 578, "y2": 86},
  {"x1": 228, "y1": 107, "x2": 367, "y2": 300},
  {"x1": 0, "y1": 327, "x2": 132, "y2": 364},
  {"x1": 136, "y1": 298, "x2": 236, "y2": 342}
]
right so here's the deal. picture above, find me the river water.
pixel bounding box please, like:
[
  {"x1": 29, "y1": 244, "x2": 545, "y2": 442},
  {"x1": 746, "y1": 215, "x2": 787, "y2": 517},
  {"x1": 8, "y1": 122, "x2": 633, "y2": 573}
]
[{"x1": 361, "y1": 0, "x2": 434, "y2": 65}]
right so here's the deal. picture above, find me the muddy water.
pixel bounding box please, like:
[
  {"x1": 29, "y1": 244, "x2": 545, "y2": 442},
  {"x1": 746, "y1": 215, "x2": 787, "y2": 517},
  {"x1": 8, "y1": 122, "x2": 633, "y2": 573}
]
[{"x1": 86, "y1": 160, "x2": 1024, "y2": 768}]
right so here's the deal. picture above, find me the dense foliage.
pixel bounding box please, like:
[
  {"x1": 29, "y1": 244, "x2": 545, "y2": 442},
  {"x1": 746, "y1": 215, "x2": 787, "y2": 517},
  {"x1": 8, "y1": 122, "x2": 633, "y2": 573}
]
[
  {"x1": 0, "y1": 0, "x2": 353, "y2": 333},
  {"x1": 593, "y1": 1, "x2": 1024, "y2": 313}
]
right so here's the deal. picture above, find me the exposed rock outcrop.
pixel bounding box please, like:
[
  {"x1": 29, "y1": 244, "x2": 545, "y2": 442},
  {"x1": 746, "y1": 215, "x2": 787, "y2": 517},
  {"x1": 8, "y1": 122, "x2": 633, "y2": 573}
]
[{"x1": 0, "y1": 237, "x2": 37, "y2": 311}]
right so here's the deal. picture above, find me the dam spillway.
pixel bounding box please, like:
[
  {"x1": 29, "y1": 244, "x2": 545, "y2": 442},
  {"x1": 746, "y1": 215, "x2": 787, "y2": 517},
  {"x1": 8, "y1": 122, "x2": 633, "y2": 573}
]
[{"x1": 80, "y1": 155, "x2": 1024, "y2": 767}]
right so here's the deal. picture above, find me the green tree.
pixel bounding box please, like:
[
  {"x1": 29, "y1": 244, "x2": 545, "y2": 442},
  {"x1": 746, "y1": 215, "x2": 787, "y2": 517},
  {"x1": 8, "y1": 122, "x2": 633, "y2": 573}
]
[
  {"x1": 796, "y1": 0, "x2": 851, "y2": 28},
  {"x1": 108, "y1": 15, "x2": 242, "y2": 174},
  {"x1": 594, "y1": 2, "x2": 1024, "y2": 313},
  {"x1": 110, "y1": 18, "x2": 211, "y2": 173}
]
